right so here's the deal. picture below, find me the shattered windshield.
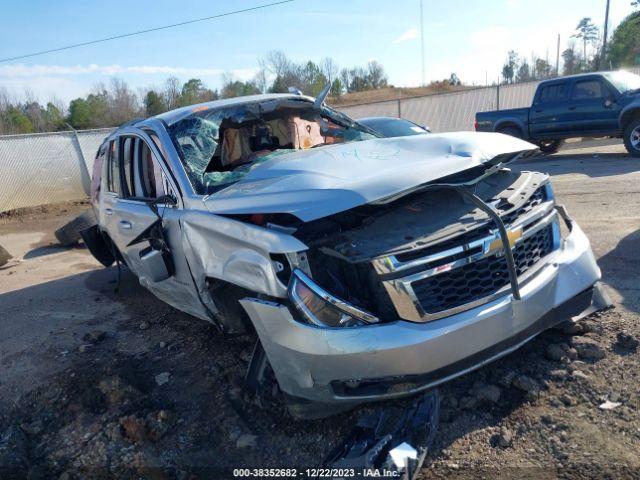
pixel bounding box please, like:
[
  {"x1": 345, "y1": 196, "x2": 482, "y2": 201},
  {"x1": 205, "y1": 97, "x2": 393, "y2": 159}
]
[{"x1": 167, "y1": 99, "x2": 379, "y2": 194}]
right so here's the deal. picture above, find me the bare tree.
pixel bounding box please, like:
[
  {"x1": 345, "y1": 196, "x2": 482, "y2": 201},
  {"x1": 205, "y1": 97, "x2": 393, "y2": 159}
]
[
  {"x1": 108, "y1": 78, "x2": 139, "y2": 125},
  {"x1": 319, "y1": 57, "x2": 339, "y2": 82},
  {"x1": 339, "y1": 68, "x2": 351, "y2": 92},
  {"x1": 366, "y1": 61, "x2": 388, "y2": 89},
  {"x1": 254, "y1": 61, "x2": 269, "y2": 94},
  {"x1": 264, "y1": 50, "x2": 291, "y2": 77},
  {"x1": 163, "y1": 76, "x2": 181, "y2": 110}
]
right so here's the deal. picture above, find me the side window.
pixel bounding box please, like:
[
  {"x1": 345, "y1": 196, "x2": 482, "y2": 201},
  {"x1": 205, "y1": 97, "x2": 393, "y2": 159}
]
[
  {"x1": 107, "y1": 140, "x2": 121, "y2": 195},
  {"x1": 121, "y1": 137, "x2": 135, "y2": 197},
  {"x1": 91, "y1": 143, "x2": 107, "y2": 203},
  {"x1": 128, "y1": 137, "x2": 173, "y2": 200},
  {"x1": 538, "y1": 83, "x2": 567, "y2": 103},
  {"x1": 572, "y1": 80, "x2": 603, "y2": 100}
]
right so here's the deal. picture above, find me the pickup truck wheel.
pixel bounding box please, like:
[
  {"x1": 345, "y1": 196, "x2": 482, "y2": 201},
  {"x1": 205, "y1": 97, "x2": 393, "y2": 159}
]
[
  {"x1": 538, "y1": 139, "x2": 563, "y2": 154},
  {"x1": 498, "y1": 126, "x2": 524, "y2": 139},
  {"x1": 623, "y1": 118, "x2": 640, "y2": 157}
]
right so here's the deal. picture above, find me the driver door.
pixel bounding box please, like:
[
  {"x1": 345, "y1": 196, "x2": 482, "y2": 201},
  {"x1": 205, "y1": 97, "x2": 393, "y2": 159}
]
[{"x1": 101, "y1": 131, "x2": 212, "y2": 321}]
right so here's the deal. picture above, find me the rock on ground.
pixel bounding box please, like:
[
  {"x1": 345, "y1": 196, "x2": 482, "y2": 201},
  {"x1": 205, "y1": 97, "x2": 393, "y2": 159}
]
[
  {"x1": 615, "y1": 331, "x2": 639, "y2": 351},
  {"x1": 571, "y1": 337, "x2": 606, "y2": 360},
  {"x1": 511, "y1": 375, "x2": 539, "y2": 395}
]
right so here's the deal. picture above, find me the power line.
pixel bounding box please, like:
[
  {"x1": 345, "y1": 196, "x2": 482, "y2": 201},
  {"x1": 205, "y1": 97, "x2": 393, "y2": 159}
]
[{"x1": 0, "y1": 0, "x2": 295, "y2": 64}]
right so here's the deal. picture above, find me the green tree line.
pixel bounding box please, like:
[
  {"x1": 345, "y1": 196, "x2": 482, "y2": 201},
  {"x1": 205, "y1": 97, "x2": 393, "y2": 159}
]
[{"x1": 0, "y1": 51, "x2": 390, "y2": 135}]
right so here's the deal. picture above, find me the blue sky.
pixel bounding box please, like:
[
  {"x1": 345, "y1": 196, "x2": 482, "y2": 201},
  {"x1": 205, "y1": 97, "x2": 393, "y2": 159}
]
[{"x1": 0, "y1": 0, "x2": 635, "y2": 104}]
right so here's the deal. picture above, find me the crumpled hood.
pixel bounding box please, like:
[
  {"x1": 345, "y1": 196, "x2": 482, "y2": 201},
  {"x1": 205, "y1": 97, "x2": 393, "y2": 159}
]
[{"x1": 202, "y1": 132, "x2": 537, "y2": 222}]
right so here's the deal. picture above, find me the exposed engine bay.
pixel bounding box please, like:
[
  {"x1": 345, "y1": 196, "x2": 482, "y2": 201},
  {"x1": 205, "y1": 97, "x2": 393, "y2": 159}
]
[{"x1": 295, "y1": 168, "x2": 553, "y2": 321}]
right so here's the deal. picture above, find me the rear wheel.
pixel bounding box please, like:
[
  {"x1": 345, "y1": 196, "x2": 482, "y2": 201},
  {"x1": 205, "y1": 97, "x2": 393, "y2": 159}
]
[
  {"x1": 498, "y1": 126, "x2": 524, "y2": 139},
  {"x1": 538, "y1": 139, "x2": 563, "y2": 154},
  {"x1": 623, "y1": 118, "x2": 640, "y2": 157}
]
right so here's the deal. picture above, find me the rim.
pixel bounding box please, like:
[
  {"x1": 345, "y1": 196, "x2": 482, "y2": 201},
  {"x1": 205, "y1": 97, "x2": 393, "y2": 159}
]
[{"x1": 631, "y1": 126, "x2": 640, "y2": 150}]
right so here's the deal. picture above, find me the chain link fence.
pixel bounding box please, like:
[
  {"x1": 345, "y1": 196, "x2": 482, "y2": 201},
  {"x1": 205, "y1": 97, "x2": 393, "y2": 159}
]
[
  {"x1": 339, "y1": 80, "x2": 544, "y2": 131},
  {"x1": 0, "y1": 128, "x2": 112, "y2": 213}
]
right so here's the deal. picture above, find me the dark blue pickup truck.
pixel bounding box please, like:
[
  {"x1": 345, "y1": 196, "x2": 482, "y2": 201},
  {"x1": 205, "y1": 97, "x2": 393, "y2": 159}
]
[{"x1": 475, "y1": 71, "x2": 640, "y2": 156}]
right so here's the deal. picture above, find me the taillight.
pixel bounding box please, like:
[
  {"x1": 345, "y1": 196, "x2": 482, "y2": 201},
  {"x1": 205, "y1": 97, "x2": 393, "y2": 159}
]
[{"x1": 474, "y1": 120, "x2": 478, "y2": 131}]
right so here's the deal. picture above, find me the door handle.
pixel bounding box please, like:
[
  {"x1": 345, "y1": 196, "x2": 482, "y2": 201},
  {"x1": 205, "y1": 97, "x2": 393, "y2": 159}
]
[
  {"x1": 568, "y1": 106, "x2": 576, "y2": 111},
  {"x1": 105, "y1": 208, "x2": 114, "y2": 216},
  {"x1": 119, "y1": 220, "x2": 132, "y2": 230},
  {"x1": 534, "y1": 109, "x2": 543, "y2": 113}
]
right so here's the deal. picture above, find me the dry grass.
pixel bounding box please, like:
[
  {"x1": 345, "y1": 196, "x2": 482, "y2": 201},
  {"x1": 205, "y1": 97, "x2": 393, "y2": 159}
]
[{"x1": 329, "y1": 83, "x2": 472, "y2": 107}]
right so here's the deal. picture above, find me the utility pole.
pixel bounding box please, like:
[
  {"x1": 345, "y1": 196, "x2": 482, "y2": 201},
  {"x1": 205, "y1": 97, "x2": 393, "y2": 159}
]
[
  {"x1": 420, "y1": 0, "x2": 425, "y2": 86},
  {"x1": 601, "y1": 0, "x2": 611, "y2": 69},
  {"x1": 556, "y1": 34, "x2": 560, "y2": 76}
]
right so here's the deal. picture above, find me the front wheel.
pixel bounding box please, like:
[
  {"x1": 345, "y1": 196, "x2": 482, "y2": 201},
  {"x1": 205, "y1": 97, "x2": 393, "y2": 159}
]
[
  {"x1": 623, "y1": 118, "x2": 640, "y2": 158},
  {"x1": 538, "y1": 139, "x2": 563, "y2": 154}
]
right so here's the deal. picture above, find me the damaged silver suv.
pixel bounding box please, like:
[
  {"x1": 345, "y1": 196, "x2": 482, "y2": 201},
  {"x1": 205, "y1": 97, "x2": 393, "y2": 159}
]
[{"x1": 84, "y1": 90, "x2": 608, "y2": 417}]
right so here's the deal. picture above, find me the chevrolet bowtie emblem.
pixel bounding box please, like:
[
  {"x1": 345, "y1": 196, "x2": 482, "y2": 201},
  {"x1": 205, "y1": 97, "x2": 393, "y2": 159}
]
[{"x1": 487, "y1": 226, "x2": 523, "y2": 254}]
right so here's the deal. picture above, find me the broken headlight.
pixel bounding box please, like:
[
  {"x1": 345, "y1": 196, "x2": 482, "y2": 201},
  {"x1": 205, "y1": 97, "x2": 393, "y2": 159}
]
[{"x1": 288, "y1": 269, "x2": 379, "y2": 328}]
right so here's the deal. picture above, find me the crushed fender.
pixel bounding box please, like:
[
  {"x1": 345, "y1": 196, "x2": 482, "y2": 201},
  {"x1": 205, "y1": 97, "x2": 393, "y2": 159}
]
[{"x1": 322, "y1": 389, "x2": 440, "y2": 478}]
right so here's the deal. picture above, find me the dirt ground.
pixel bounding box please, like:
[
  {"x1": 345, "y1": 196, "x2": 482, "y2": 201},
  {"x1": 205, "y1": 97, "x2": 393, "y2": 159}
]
[{"x1": 0, "y1": 143, "x2": 639, "y2": 479}]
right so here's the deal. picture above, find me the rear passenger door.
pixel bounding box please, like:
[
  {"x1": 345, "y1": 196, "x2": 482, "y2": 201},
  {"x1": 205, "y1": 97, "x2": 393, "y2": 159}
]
[
  {"x1": 101, "y1": 131, "x2": 212, "y2": 320},
  {"x1": 568, "y1": 78, "x2": 621, "y2": 135},
  {"x1": 529, "y1": 81, "x2": 571, "y2": 139}
]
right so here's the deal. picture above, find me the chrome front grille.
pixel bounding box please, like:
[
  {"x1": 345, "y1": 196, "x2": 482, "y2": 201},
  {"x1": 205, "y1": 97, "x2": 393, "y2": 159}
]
[
  {"x1": 375, "y1": 185, "x2": 561, "y2": 322},
  {"x1": 411, "y1": 224, "x2": 554, "y2": 315}
]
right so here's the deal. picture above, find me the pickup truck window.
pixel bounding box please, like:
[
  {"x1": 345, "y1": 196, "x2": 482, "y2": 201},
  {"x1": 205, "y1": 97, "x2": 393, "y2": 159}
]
[
  {"x1": 603, "y1": 71, "x2": 640, "y2": 94},
  {"x1": 538, "y1": 84, "x2": 567, "y2": 103},
  {"x1": 572, "y1": 80, "x2": 604, "y2": 100}
]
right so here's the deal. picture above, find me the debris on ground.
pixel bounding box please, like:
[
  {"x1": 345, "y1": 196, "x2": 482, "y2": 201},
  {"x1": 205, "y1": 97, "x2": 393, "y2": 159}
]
[
  {"x1": 323, "y1": 389, "x2": 439, "y2": 478},
  {"x1": 236, "y1": 434, "x2": 258, "y2": 449},
  {"x1": 154, "y1": 372, "x2": 170, "y2": 386},
  {"x1": 599, "y1": 400, "x2": 622, "y2": 411}
]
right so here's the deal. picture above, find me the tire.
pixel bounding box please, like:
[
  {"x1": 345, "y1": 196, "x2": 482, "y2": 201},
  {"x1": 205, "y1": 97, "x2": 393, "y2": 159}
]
[
  {"x1": 538, "y1": 139, "x2": 563, "y2": 154},
  {"x1": 498, "y1": 126, "x2": 524, "y2": 139},
  {"x1": 0, "y1": 243, "x2": 11, "y2": 267},
  {"x1": 623, "y1": 118, "x2": 640, "y2": 158},
  {"x1": 54, "y1": 209, "x2": 97, "y2": 246}
]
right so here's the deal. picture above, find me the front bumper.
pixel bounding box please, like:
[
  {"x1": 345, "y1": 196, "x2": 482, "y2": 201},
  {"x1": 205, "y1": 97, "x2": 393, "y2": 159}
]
[{"x1": 241, "y1": 211, "x2": 606, "y2": 404}]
